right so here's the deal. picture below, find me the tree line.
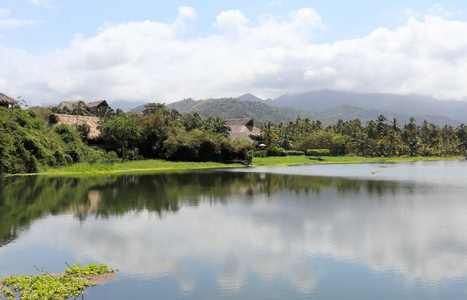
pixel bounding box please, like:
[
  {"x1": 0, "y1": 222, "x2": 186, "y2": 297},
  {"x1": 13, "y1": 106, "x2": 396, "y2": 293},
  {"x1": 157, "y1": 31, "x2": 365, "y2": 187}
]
[
  {"x1": 259, "y1": 115, "x2": 467, "y2": 157},
  {"x1": 2, "y1": 102, "x2": 467, "y2": 175},
  {"x1": 0, "y1": 102, "x2": 253, "y2": 175}
]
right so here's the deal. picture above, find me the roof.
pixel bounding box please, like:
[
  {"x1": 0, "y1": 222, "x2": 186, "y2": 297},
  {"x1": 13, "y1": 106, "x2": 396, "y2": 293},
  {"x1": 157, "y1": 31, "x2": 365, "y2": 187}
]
[
  {"x1": 226, "y1": 118, "x2": 261, "y2": 141},
  {"x1": 57, "y1": 100, "x2": 109, "y2": 110},
  {"x1": 49, "y1": 114, "x2": 102, "y2": 140},
  {"x1": 225, "y1": 118, "x2": 255, "y2": 126},
  {"x1": 86, "y1": 100, "x2": 109, "y2": 108},
  {"x1": 0, "y1": 92, "x2": 17, "y2": 106}
]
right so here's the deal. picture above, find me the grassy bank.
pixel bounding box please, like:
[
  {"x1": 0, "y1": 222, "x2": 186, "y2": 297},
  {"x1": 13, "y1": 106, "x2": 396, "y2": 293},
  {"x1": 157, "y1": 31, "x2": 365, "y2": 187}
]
[
  {"x1": 251, "y1": 155, "x2": 465, "y2": 167},
  {"x1": 36, "y1": 160, "x2": 245, "y2": 176},
  {"x1": 5, "y1": 155, "x2": 463, "y2": 177}
]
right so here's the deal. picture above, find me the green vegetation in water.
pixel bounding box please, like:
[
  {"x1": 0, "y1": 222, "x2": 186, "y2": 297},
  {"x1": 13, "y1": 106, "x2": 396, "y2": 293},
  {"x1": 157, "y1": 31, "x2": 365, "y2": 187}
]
[{"x1": 0, "y1": 263, "x2": 116, "y2": 300}]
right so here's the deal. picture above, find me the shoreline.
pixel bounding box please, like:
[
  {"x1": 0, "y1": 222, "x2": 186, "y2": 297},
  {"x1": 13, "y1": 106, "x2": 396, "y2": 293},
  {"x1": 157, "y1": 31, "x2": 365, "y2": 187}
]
[{"x1": 1, "y1": 156, "x2": 464, "y2": 177}]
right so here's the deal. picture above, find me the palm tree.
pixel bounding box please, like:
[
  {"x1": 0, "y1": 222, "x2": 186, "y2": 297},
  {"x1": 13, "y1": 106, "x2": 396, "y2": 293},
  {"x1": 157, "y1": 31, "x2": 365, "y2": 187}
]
[
  {"x1": 71, "y1": 101, "x2": 89, "y2": 130},
  {"x1": 456, "y1": 123, "x2": 467, "y2": 156},
  {"x1": 260, "y1": 121, "x2": 278, "y2": 146},
  {"x1": 376, "y1": 115, "x2": 388, "y2": 139},
  {"x1": 213, "y1": 117, "x2": 231, "y2": 137},
  {"x1": 95, "y1": 106, "x2": 115, "y2": 122}
]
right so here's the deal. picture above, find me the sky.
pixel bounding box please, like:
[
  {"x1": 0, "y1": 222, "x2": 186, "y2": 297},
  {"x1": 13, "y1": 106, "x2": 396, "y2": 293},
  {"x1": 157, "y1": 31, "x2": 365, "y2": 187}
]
[{"x1": 2, "y1": 0, "x2": 467, "y2": 106}]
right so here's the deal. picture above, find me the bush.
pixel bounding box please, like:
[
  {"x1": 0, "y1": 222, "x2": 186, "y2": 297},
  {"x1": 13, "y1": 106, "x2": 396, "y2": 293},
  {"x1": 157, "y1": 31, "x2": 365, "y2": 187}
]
[
  {"x1": 283, "y1": 150, "x2": 304, "y2": 156},
  {"x1": 163, "y1": 131, "x2": 253, "y2": 163},
  {"x1": 306, "y1": 149, "x2": 330, "y2": 157},
  {"x1": 0, "y1": 108, "x2": 72, "y2": 174},
  {"x1": 299, "y1": 131, "x2": 333, "y2": 151},
  {"x1": 267, "y1": 145, "x2": 285, "y2": 156},
  {"x1": 299, "y1": 130, "x2": 352, "y2": 156},
  {"x1": 252, "y1": 150, "x2": 267, "y2": 157}
]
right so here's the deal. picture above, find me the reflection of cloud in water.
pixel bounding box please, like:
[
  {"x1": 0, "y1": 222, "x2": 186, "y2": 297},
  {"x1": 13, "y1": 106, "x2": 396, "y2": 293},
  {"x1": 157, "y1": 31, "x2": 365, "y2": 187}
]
[
  {"x1": 217, "y1": 254, "x2": 244, "y2": 295},
  {"x1": 28, "y1": 179, "x2": 467, "y2": 293}
]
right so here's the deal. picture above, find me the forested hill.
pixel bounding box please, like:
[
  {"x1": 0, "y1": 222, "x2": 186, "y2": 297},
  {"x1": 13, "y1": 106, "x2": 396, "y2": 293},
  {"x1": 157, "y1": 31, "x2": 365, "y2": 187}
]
[
  {"x1": 160, "y1": 97, "x2": 461, "y2": 126},
  {"x1": 166, "y1": 98, "x2": 317, "y2": 124}
]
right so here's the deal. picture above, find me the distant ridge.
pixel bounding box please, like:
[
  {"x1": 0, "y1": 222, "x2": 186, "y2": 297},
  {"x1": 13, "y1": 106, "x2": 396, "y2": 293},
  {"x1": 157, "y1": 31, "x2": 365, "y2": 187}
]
[
  {"x1": 269, "y1": 90, "x2": 467, "y2": 124},
  {"x1": 130, "y1": 90, "x2": 467, "y2": 126}
]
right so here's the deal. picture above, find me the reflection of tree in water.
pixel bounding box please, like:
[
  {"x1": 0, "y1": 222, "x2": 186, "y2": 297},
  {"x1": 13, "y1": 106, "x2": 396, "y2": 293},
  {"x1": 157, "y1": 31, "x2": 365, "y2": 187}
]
[
  {"x1": 0, "y1": 176, "x2": 117, "y2": 245},
  {"x1": 0, "y1": 172, "x2": 400, "y2": 246}
]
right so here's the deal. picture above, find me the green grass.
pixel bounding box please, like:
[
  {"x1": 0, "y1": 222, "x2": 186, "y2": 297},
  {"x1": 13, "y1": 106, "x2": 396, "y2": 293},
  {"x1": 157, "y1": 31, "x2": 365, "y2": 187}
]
[
  {"x1": 13, "y1": 155, "x2": 464, "y2": 177},
  {"x1": 37, "y1": 159, "x2": 245, "y2": 176},
  {"x1": 251, "y1": 155, "x2": 464, "y2": 167}
]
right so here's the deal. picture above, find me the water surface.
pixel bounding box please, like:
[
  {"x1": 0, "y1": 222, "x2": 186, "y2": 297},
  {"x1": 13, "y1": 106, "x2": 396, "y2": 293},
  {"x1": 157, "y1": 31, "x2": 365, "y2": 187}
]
[{"x1": 0, "y1": 161, "x2": 466, "y2": 299}]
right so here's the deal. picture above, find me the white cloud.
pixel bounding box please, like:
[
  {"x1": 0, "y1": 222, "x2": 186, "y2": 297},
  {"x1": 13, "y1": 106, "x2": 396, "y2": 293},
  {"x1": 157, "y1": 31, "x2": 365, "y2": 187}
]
[
  {"x1": 428, "y1": 4, "x2": 454, "y2": 17},
  {"x1": 26, "y1": 0, "x2": 52, "y2": 8},
  {"x1": 2, "y1": 7, "x2": 467, "y2": 104},
  {"x1": 0, "y1": 8, "x2": 42, "y2": 28},
  {"x1": 0, "y1": 18, "x2": 40, "y2": 28},
  {"x1": 177, "y1": 6, "x2": 197, "y2": 21},
  {"x1": 268, "y1": 1, "x2": 282, "y2": 7},
  {"x1": 214, "y1": 9, "x2": 249, "y2": 37},
  {"x1": 0, "y1": 8, "x2": 11, "y2": 17}
]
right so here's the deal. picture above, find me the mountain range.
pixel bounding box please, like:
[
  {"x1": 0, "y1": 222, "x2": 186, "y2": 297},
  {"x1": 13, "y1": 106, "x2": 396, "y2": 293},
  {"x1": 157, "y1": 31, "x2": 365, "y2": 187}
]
[{"x1": 132, "y1": 90, "x2": 467, "y2": 126}]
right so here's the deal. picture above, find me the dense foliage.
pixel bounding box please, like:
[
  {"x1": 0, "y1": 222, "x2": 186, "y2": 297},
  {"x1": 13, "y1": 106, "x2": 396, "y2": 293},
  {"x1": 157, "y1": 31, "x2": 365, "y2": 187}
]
[
  {"x1": 102, "y1": 104, "x2": 253, "y2": 163},
  {"x1": 0, "y1": 108, "x2": 117, "y2": 175},
  {"x1": 2, "y1": 99, "x2": 467, "y2": 175},
  {"x1": 258, "y1": 115, "x2": 467, "y2": 157},
  {"x1": 166, "y1": 98, "x2": 315, "y2": 124}
]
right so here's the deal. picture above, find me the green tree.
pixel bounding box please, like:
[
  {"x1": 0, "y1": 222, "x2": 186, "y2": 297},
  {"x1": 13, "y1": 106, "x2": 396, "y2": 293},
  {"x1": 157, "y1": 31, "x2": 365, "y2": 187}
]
[
  {"x1": 260, "y1": 121, "x2": 278, "y2": 146},
  {"x1": 143, "y1": 103, "x2": 166, "y2": 116},
  {"x1": 102, "y1": 116, "x2": 140, "y2": 161}
]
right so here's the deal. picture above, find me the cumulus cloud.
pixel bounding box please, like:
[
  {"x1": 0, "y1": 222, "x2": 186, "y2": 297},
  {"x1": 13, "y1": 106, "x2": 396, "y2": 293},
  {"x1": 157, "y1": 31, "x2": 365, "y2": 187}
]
[{"x1": 2, "y1": 6, "x2": 467, "y2": 104}]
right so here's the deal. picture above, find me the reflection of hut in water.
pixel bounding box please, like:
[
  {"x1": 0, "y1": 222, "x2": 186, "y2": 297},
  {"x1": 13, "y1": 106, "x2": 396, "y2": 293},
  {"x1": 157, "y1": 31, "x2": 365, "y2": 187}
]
[
  {"x1": 87, "y1": 190, "x2": 102, "y2": 212},
  {"x1": 0, "y1": 92, "x2": 17, "y2": 108},
  {"x1": 48, "y1": 114, "x2": 102, "y2": 142},
  {"x1": 225, "y1": 118, "x2": 261, "y2": 141}
]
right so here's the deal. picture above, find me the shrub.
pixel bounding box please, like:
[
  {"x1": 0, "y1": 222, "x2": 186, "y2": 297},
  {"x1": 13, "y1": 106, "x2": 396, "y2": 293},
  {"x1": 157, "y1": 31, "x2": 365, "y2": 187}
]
[
  {"x1": 267, "y1": 145, "x2": 285, "y2": 156},
  {"x1": 283, "y1": 150, "x2": 304, "y2": 156},
  {"x1": 299, "y1": 130, "x2": 352, "y2": 156},
  {"x1": 299, "y1": 131, "x2": 333, "y2": 151},
  {"x1": 306, "y1": 149, "x2": 330, "y2": 157},
  {"x1": 252, "y1": 150, "x2": 267, "y2": 157}
]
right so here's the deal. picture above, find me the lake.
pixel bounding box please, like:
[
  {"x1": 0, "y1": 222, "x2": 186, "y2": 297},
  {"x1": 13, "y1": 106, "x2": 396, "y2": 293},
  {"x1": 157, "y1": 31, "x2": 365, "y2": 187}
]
[{"x1": 0, "y1": 160, "x2": 466, "y2": 299}]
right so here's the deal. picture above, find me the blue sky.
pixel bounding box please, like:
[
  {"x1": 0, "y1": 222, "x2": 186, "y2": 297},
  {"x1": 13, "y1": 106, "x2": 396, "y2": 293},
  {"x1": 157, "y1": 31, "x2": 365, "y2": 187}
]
[{"x1": 2, "y1": 0, "x2": 467, "y2": 105}]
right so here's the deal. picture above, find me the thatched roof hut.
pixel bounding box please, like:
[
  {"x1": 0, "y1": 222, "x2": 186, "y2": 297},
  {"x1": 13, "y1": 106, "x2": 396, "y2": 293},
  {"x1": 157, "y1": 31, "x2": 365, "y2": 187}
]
[
  {"x1": 87, "y1": 100, "x2": 109, "y2": 109},
  {"x1": 0, "y1": 92, "x2": 17, "y2": 108},
  {"x1": 226, "y1": 118, "x2": 261, "y2": 141},
  {"x1": 49, "y1": 114, "x2": 102, "y2": 140},
  {"x1": 57, "y1": 100, "x2": 110, "y2": 112}
]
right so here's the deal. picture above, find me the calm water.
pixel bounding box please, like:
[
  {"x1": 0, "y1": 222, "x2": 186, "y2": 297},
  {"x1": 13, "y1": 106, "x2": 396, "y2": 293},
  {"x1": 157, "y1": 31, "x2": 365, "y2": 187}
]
[{"x1": 0, "y1": 160, "x2": 466, "y2": 299}]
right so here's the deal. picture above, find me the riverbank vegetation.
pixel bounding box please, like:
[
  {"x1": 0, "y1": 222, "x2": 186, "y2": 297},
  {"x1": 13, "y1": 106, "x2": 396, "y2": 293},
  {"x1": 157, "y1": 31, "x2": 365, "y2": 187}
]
[
  {"x1": 0, "y1": 263, "x2": 116, "y2": 300},
  {"x1": 35, "y1": 155, "x2": 462, "y2": 176},
  {"x1": 1, "y1": 102, "x2": 467, "y2": 176}
]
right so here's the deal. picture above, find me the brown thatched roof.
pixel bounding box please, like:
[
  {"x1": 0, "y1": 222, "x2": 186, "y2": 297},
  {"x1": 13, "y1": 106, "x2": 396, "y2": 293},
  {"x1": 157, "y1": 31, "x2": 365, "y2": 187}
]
[
  {"x1": 226, "y1": 118, "x2": 261, "y2": 141},
  {"x1": 87, "y1": 100, "x2": 109, "y2": 108},
  {"x1": 49, "y1": 114, "x2": 102, "y2": 140},
  {"x1": 0, "y1": 92, "x2": 17, "y2": 107},
  {"x1": 57, "y1": 100, "x2": 110, "y2": 111}
]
